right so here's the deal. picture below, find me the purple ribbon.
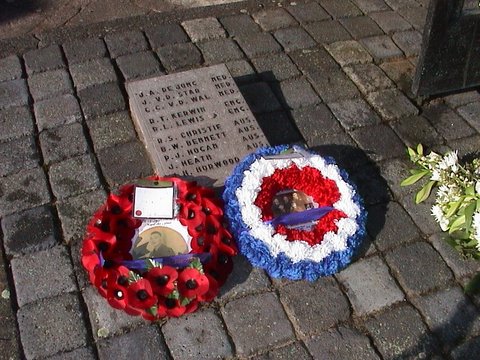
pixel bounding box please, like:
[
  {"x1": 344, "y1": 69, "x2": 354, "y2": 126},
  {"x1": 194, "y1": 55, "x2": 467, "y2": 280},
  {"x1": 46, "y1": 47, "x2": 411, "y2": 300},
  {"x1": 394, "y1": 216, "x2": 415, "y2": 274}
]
[
  {"x1": 268, "y1": 206, "x2": 335, "y2": 227},
  {"x1": 121, "y1": 253, "x2": 211, "y2": 270}
]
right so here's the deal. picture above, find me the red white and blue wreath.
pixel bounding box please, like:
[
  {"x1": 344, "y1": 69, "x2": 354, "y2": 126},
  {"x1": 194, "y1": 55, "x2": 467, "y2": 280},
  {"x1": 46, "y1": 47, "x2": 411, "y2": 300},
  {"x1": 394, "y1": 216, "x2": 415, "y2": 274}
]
[
  {"x1": 223, "y1": 145, "x2": 367, "y2": 281},
  {"x1": 81, "y1": 176, "x2": 237, "y2": 320}
]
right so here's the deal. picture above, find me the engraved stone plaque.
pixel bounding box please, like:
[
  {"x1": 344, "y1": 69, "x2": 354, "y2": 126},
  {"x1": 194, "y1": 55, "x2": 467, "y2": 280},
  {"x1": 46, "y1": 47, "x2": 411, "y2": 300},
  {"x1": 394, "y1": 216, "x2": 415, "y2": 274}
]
[{"x1": 126, "y1": 64, "x2": 269, "y2": 185}]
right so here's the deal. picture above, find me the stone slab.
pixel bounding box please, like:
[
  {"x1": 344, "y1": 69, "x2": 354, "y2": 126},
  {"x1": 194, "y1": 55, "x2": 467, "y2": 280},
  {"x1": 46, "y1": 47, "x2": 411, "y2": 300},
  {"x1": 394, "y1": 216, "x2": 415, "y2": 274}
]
[
  {"x1": 0, "y1": 135, "x2": 39, "y2": 177},
  {"x1": 0, "y1": 106, "x2": 34, "y2": 141},
  {"x1": 126, "y1": 64, "x2": 269, "y2": 186},
  {"x1": 0, "y1": 55, "x2": 23, "y2": 82},
  {"x1": 0, "y1": 79, "x2": 29, "y2": 110}
]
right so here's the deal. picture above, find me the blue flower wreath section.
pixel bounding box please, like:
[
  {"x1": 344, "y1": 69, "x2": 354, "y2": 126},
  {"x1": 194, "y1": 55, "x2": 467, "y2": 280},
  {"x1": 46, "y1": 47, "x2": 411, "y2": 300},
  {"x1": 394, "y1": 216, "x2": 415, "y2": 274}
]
[{"x1": 223, "y1": 145, "x2": 367, "y2": 281}]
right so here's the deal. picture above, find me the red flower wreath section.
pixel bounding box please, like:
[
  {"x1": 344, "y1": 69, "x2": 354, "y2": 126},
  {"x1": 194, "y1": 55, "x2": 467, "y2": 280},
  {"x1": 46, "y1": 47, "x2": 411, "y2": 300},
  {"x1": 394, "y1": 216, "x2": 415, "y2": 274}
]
[
  {"x1": 81, "y1": 176, "x2": 237, "y2": 320},
  {"x1": 254, "y1": 165, "x2": 347, "y2": 246}
]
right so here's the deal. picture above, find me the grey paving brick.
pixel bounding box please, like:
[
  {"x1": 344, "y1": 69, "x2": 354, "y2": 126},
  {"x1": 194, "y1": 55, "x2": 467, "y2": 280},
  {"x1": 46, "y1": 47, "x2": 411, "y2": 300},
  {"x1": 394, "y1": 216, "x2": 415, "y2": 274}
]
[
  {"x1": 391, "y1": 115, "x2": 444, "y2": 147},
  {"x1": 34, "y1": 94, "x2": 82, "y2": 131},
  {"x1": 451, "y1": 336, "x2": 480, "y2": 360},
  {"x1": 70, "y1": 58, "x2": 117, "y2": 91},
  {"x1": 252, "y1": 53, "x2": 301, "y2": 82},
  {"x1": 380, "y1": 59, "x2": 415, "y2": 94},
  {"x1": 57, "y1": 189, "x2": 106, "y2": 244},
  {"x1": 257, "y1": 111, "x2": 303, "y2": 145},
  {"x1": 0, "y1": 55, "x2": 23, "y2": 82},
  {"x1": 97, "y1": 141, "x2": 153, "y2": 187},
  {"x1": 365, "y1": 304, "x2": 439, "y2": 359},
  {"x1": 104, "y1": 30, "x2": 148, "y2": 58},
  {"x1": 255, "y1": 342, "x2": 311, "y2": 360},
  {"x1": 0, "y1": 106, "x2": 34, "y2": 141},
  {"x1": 351, "y1": 0, "x2": 389, "y2": 13},
  {"x1": 163, "y1": 308, "x2": 233, "y2": 359},
  {"x1": 305, "y1": 326, "x2": 380, "y2": 360},
  {"x1": 304, "y1": 20, "x2": 352, "y2": 44},
  {"x1": 383, "y1": 0, "x2": 419, "y2": 10},
  {"x1": 82, "y1": 286, "x2": 144, "y2": 341},
  {"x1": 225, "y1": 59, "x2": 257, "y2": 84},
  {"x1": 344, "y1": 63, "x2": 394, "y2": 94},
  {"x1": 1, "y1": 205, "x2": 58, "y2": 256},
  {"x1": 318, "y1": 0, "x2": 362, "y2": 18},
  {"x1": 325, "y1": 40, "x2": 372, "y2": 66},
  {"x1": 412, "y1": 287, "x2": 480, "y2": 346},
  {"x1": 457, "y1": 101, "x2": 480, "y2": 132},
  {"x1": 78, "y1": 82, "x2": 126, "y2": 119},
  {"x1": 0, "y1": 79, "x2": 29, "y2": 110},
  {"x1": 156, "y1": 43, "x2": 203, "y2": 72},
  {"x1": 443, "y1": 90, "x2": 480, "y2": 108},
  {"x1": 392, "y1": 30, "x2": 422, "y2": 57},
  {"x1": 337, "y1": 256, "x2": 404, "y2": 315},
  {"x1": 11, "y1": 245, "x2": 76, "y2": 307},
  {"x1": 279, "y1": 277, "x2": 350, "y2": 336},
  {"x1": 366, "y1": 88, "x2": 418, "y2": 121},
  {"x1": 98, "y1": 325, "x2": 169, "y2": 360},
  {"x1": 378, "y1": 156, "x2": 416, "y2": 200},
  {"x1": 87, "y1": 111, "x2": 137, "y2": 150},
  {"x1": 397, "y1": 5, "x2": 428, "y2": 31},
  {"x1": 291, "y1": 104, "x2": 344, "y2": 144},
  {"x1": 63, "y1": 37, "x2": 108, "y2": 65},
  {"x1": 286, "y1": 2, "x2": 330, "y2": 23},
  {"x1": 386, "y1": 241, "x2": 453, "y2": 295},
  {"x1": 0, "y1": 135, "x2": 38, "y2": 176},
  {"x1": 198, "y1": 38, "x2": 244, "y2": 64},
  {"x1": 399, "y1": 193, "x2": 439, "y2": 235},
  {"x1": 23, "y1": 45, "x2": 65, "y2": 75},
  {"x1": 116, "y1": 51, "x2": 163, "y2": 80},
  {"x1": 46, "y1": 346, "x2": 96, "y2": 360},
  {"x1": 219, "y1": 14, "x2": 261, "y2": 36},
  {"x1": 340, "y1": 16, "x2": 384, "y2": 39},
  {"x1": 370, "y1": 11, "x2": 412, "y2": 34},
  {"x1": 350, "y1": 160, "x2": 393, "y2": 205},
  {"x1": 222, "y1": 292, "x2": 295, "y2": 356},
  {"x1": 28, "y1": 68, "x2": 73, "y2": 101},
  {"x1": 308, "y1": 69, "x2": 360, "y2": 102},
  {"x1": 350, "y1": 124, "x2": 405, "y2": 161},
  {"x1": 449, "y1": 134, "x2": 480, "y2": 158},
  {"x1": 273, "y1": 27, "x2": 316, "y2": 52},
  {"x1": 49, "y1": 153, "x2": 101, "y2": 199},
  {"x1": 274, "y1": 77, "x2": 321, "y2": 109},
  {"x1": 329, "y1": 98, "x2": 381, "y2": 130},
  {"x1": 181, "y1": 17, "x2": 226, "y2": 42},
  {"x1": 39, "y1": 122, "x2": 89, "y2": 164},
  {"x1": 367, "y1": 201, "x2": 420, "y2": 252},
  {"x1": 236, "y1": 33, "x2": 282, "y2": 58},
  {"x1": 252, "y1": 8, "x2": 298, "y2": 31},
  {"x1": 422, "y1": 103, "x2": 477, "y2": 140},
  {"x1": 239, "y1": 82, "x2": 282, "y2": 114},
  {"x1": 361, "y1": 35, "x2": 404, "y2": 62},
  {"x1": 429, "y1": 233, "x2": 480, "y2": 280},
  {"x1": 18, "y1": 293, "x2": 88, "y2": 359},
  {"x1": 218, "y1": 254, "x2": 271, "y2": 301},
  {"x1": 0, "y1": 167, "x2": 50, "y2": 216},
  {"x1": 291, "y1": 49, "x2": 338, "y2": 75},
  {"x1": 145, "y1": 23, "x2": 189, "y2": 49}
]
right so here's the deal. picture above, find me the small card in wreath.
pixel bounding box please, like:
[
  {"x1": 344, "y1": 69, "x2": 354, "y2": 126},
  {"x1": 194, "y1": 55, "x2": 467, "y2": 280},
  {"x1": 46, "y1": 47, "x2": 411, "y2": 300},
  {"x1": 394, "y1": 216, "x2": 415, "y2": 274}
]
[
  {"x1": 81, "y1": 176, "x2": 237, "y2": 320},
  {"x1": 223, "y1": 145, "x2": 367, "y2": 281}
]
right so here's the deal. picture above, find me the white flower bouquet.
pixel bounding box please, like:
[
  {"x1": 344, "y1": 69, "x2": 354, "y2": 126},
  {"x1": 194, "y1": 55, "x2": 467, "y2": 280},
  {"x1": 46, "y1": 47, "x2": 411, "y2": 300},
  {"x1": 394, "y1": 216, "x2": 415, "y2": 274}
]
[{"x1": 402, "y1": 144, "x2": 480, "y2": 261}]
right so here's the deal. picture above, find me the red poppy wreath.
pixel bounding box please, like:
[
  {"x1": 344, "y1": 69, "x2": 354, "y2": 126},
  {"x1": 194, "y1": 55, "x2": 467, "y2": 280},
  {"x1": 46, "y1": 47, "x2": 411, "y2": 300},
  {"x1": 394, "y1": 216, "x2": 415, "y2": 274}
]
[{"x1": 81, "y1": 176, "x2": 237, "y2": 320}]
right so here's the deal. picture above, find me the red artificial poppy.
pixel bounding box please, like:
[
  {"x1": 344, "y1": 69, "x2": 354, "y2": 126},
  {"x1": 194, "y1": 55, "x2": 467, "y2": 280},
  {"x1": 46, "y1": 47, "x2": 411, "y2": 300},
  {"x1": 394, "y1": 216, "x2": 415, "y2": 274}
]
[
  {"x1": 158, "y1": 297, "x2": 186, "y2": 317},
  {"x1": 127, "y1": 279, "x2": 157, "y2": 309},
  {"x1": 200, "y1": 197, "x2": 223, "y2": 217},
  {"x1": 206, "y1": 227, "x2": 237, "y2": 256},
  {"x1": 177, "y1": 268, "x2": 209, "y2": 298},
  {"x1": 185, "y1": 299, "x2": 199, "y2": 314},
  {"x1": 106, "y1": 266, "x2": 130, "y2": 310},
  {"x1": 145, "y1": 266, "x2": 178, "y2": 296},
  {"x1": 179, "y1": 202, "x2": 206, "y2": 231},
  {"x1": 197, "y1": 274, "x2": 219, "y2": 302},
  {"x1": 107, "y1": 193, "x2": 133, "y2": 215},
  {"x1": 93, "y1": 266, "x2": 114, "y2": 298},
  {"x1": 81, "y1": 239, "x2": 100, "y2": 273},
  {"x1": 86, "y1": 230, "x2": 117, "y2": 257},
  {"x1": 204, "y1": 248, "x2": 233, "y2": 285}
]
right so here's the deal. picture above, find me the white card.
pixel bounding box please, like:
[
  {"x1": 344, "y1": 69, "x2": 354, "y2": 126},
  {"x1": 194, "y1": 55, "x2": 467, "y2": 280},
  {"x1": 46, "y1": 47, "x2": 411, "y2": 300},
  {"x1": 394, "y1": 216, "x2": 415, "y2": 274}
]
[{"x1": 133, "y1": 185, "x2": 175, "y2": 219}]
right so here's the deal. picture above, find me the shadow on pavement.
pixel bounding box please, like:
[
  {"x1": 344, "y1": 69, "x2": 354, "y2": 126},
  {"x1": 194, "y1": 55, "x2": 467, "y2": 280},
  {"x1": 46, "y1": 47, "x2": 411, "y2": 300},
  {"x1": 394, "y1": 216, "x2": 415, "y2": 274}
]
[{"x1": 0, "y1": 0, "x2": 38, "y2": 23}]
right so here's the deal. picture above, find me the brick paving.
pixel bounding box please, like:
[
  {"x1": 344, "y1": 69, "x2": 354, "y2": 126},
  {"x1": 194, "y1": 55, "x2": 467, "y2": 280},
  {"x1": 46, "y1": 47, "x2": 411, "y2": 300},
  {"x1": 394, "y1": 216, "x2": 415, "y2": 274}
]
[{"x1": 0, "y1": 0, "x2": 479, "y2": 359}]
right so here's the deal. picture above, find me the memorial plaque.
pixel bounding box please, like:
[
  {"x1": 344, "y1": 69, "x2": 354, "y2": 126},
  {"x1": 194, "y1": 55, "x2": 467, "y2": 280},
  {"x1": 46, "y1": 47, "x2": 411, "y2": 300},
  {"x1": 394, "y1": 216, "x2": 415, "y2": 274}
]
[{"x1": 126, "y1": 64, "x2": 269, "y2": 186}]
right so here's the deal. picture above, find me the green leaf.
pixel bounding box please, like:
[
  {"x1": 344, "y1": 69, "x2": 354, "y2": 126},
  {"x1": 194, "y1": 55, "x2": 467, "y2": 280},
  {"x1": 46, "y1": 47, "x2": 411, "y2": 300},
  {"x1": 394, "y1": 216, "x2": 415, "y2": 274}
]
[
  {"x1": 417, "y1": 143, "x2": 424, "y2": 156},
  {"x1": 407, "y1": 146, "x2": 416, "y2": 159},
  {"x1": 465, "y1": 272, "x2": 480, "y2": 295},
  {"x1": 146, "y1": 306, "x2": 158, "y2": 316},
  {"x1": 449, "y1": 214, "x2": 466, "y2": 234},
  {"x1": 180, "y1": 297, "x2": 192, "y2": 306},
  {"x1": 189, "y1": 257, "x2": 204, "y2": 273},
  {"x1": 464, "y1": 202, "x2": 476, "y2": 232},
  {"x1": 401, "y1": 170, "x2": 429, "y2": 186},
  {"x1": 415, "y1": 180, "x2": 436, "y2": 203},
  {"x1": 145, "y1": 259, "x2": 162, "y2": 270},
  {"x1": 445, "y1": 201, "x2": 462, "y2": 218},
  {"x1": 167, "y1": 290, "x2": 179, "y2": 300},
  {"x1": 466, "y1": 185, "x2": 475, "y2": 196},
  {"x1": 128, "y1": 271, "x2": 141, "y2": 284}
]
